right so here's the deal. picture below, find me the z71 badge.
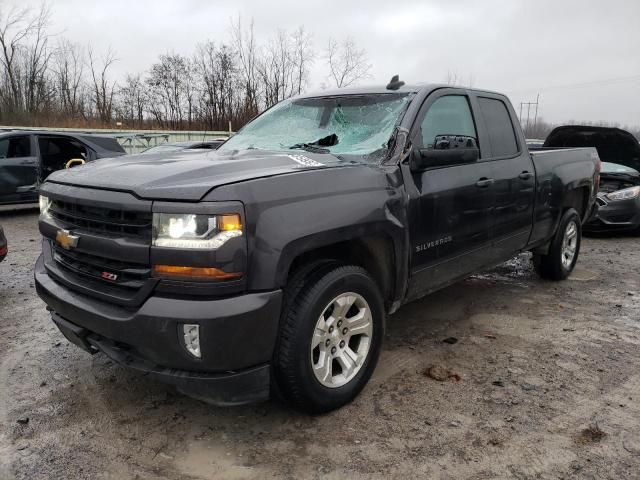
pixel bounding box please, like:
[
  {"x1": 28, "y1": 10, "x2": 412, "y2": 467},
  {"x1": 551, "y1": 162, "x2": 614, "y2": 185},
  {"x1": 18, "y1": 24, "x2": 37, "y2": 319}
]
[{"x1": 415, "y1": 235, "x2": 453, "y2": 253}]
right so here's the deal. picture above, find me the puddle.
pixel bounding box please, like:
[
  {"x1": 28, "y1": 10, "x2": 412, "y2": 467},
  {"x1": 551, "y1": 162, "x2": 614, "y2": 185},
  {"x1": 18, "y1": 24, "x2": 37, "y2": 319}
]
[
  {"x1": 569, "y1": 268, "x2": 598, "y2": 281},
  {"x1": 173, "y1": 441, "x2": 256, "y2": 480},
  {"x1": 471, "y1": 253, "x2": 535, "y2": 287}
]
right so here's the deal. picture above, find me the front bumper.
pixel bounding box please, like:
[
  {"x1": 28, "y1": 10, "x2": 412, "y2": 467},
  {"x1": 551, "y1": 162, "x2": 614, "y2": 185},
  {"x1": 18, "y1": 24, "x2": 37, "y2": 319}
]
[
  {"x1": 584, "y1": 196, "x2": 640, "y2": 232},
  {"x1": 35, "y1": 254, "x2": 283, "y2": 405}
]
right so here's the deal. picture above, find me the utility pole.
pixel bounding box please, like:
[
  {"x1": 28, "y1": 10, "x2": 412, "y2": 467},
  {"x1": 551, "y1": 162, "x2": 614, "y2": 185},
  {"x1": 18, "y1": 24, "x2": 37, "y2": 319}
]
[{"x1": 519, "y1": 94, "x2": 540, "y2": 138}]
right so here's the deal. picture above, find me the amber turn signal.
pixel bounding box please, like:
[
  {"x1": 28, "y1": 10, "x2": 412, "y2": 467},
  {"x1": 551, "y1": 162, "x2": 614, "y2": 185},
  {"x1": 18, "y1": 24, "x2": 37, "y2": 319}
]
[
  {"x1": 219, "y1": 214, "x2": 242, "y2": 231},
  {"x1": 153, "y1": 265, "x2": 242, "y2": 280}
]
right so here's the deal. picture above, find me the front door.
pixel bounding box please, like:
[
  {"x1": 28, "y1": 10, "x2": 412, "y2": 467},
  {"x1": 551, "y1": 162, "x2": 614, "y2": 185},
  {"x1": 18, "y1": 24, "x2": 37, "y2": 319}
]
[
  {"x1": 0, "y1": 135, "x2": 38, "y2": 204},
  {"x1": 405, "y1": 91, "x2": 496, "y2": 300}
]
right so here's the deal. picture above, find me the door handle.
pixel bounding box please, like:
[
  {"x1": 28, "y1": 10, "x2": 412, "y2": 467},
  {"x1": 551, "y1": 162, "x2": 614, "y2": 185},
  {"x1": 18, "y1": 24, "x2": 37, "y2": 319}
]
[
  {"x1": 518, "y1": 171, "x2": 533, "y2": 180},
  {"x1": 20, "y1": 160, "x2": 36, "y2": 165},
  {"x1": 475, "y1": 177, "x2": 494, "y2": 188}
]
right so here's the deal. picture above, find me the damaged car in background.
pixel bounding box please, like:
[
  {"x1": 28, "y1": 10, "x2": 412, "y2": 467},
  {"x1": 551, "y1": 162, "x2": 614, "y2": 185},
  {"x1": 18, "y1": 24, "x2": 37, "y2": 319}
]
[
  {"x1": 0, "y1": 130, "x2": 125, "y2": 205},
  {"x1": 544, "y1": 125, "x2": 640, "y2": 232}
]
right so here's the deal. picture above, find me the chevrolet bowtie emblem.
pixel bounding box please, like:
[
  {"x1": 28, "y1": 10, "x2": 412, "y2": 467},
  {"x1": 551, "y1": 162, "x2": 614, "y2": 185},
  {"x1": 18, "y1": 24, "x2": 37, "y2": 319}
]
[{"x1": 56, "y1": 229, "x2": 79, "y2": 250}]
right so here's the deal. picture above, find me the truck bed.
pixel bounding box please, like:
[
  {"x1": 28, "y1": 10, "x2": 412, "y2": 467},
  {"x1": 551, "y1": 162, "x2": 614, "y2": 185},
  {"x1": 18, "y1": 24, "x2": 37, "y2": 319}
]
[{"x1": 528, "y1": 147, "x2": 600, "y2": 247}]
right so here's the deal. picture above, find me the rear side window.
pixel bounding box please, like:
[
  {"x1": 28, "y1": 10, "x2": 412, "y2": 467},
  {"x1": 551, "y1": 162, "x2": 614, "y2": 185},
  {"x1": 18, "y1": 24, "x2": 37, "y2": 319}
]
[
  {"x1": 477, "y1": 97, "x2": 519, "y2": 157},
  {"x1": 0, "y1": 136, "x2": 31, "y2": 159},
  {"x1": 420, "y1": 96, "x2": 477, "y2": 148}
]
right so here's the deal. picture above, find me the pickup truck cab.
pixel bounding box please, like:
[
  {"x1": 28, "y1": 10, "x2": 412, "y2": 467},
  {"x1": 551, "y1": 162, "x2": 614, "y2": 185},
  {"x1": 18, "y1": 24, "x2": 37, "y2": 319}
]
[{"x1": 35, "y1": 82, "x2": 600, "y2": 412}]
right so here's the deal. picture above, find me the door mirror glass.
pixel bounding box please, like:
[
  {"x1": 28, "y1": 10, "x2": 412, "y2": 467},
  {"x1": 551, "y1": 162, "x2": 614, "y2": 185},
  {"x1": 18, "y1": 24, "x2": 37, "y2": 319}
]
[{"x1": 410, "y1": 135, "x2": 479, "y2": 171}]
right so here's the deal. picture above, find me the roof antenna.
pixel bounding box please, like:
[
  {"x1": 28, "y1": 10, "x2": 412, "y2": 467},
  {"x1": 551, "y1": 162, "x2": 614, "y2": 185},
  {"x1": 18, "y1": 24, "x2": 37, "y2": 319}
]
[{"x1": 386, "y1": 74, "x2": 405, "y2": 90}]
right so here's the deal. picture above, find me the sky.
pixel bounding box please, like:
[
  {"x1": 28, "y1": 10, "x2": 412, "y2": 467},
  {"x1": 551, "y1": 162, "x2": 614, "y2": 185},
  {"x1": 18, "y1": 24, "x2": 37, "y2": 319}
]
[{"x1": 16, "y1": 0, "x2": 640, "y2": 127}]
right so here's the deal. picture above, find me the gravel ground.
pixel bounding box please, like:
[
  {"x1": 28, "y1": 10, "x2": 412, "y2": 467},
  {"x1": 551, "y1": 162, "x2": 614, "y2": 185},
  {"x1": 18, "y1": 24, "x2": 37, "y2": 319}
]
[{"x1": 1, "y1": 209, "x2": 640, "y2": 479}]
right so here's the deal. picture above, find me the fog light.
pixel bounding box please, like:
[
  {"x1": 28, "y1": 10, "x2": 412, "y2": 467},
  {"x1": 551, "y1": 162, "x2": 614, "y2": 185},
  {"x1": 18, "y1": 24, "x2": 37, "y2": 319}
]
[{"x1": 183, "y1": 324, "x2": 201, "y2": 358}]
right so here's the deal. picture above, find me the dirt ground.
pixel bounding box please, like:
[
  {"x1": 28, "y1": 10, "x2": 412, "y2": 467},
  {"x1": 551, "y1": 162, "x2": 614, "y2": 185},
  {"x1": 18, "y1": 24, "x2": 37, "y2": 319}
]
[{"x1": 1, "y1": 209, "x2": 639, "y2": 480}]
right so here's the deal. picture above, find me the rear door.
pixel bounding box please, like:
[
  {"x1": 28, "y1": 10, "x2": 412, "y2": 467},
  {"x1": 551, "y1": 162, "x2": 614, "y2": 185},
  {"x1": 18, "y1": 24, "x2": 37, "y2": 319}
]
[
  {"x1": 0, "y1": 135, "x2": 38, "y2": 204},
  {"x1": 405, "y1": 89, "x2": 496, "y2": 299},
  {"x1": 471, "y1": 94, "x2": 535, "y2": 259}
]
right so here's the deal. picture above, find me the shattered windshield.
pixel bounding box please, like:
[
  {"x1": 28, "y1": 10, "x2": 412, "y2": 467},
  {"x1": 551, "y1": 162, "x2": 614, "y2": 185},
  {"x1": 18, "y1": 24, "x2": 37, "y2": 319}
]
[{"x1": 219, "y1": 93, "x2": 411, "y2": 162}]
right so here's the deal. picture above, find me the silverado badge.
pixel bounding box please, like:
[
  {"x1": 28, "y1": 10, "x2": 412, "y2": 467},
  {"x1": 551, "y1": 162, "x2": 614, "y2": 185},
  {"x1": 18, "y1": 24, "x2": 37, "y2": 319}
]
[{"x1": 55, "y1": 229, "x2": 79, "y2": 250}]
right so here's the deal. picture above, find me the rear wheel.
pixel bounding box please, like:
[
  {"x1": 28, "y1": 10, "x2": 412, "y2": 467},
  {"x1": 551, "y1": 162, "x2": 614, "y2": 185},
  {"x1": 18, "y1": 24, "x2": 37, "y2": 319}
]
[
  {"x1": 273, "y1": 264, "x2": 384, "y2": 413},
  {"x1": 533, "y1": 208, "x2": 581, "y2": 280}
]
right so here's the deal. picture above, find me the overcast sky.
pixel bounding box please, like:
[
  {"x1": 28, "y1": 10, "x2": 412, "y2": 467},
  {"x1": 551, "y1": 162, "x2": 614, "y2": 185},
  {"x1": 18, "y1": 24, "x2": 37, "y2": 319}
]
[{"x1": 17, "y1": 0, "x2": 640, "y2": 127}]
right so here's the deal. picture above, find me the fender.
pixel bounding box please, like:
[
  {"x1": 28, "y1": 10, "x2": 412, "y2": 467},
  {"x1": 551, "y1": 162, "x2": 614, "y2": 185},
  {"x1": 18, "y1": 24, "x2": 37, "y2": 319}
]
[
  {"x1": 274, "y1": 220, "x2": 408, "y2": 308},
  {"x1": 204, "y1": 164, "x2": 410, "y2": 307}
]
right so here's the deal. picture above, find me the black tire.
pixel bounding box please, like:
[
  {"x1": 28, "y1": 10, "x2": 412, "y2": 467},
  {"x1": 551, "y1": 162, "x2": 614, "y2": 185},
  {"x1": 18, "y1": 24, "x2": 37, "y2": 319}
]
[
  {"x1": 273, "y1": 264, "x2": 384, "y2": 413},
  {"x1": 270, "y1": 259, "x2": 338, "y2": 402},
  {"x1": 533, "y1": 208, "x2": 582, "y2": 280}
]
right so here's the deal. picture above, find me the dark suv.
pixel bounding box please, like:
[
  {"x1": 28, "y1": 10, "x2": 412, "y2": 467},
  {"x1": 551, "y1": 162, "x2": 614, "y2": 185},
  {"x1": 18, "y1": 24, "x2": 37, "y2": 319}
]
[{"x1": 0, "y1": 131, "x2": 125, "y2": 205}]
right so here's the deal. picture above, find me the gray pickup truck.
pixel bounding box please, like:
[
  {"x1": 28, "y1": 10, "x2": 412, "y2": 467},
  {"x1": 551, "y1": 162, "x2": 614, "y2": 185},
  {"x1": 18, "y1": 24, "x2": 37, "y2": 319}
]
[{"x1": 35, "y1": 80, "x2": 600, "y2": 412}]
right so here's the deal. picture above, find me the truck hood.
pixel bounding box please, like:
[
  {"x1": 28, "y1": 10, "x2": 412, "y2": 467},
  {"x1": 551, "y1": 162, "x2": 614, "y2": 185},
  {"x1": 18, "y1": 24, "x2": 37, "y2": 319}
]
[{"x1": 45, "y1": 149, "x2": 347, "y2": 201}]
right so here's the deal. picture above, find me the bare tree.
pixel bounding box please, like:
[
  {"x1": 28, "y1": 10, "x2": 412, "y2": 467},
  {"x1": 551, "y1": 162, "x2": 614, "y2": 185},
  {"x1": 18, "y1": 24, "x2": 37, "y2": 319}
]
[
  {"x1": 230, "y1": 16, "x2": 260, "y2": 118},
  {"x1": 258, "y1": 27, "x2": 314, "y2": 108},
  {"x1": 53, "y1": 39, "x2": 86, "y2": 118},
  {"x1": 0, "y1": 2, "x2": 52, "y2": 118},
  {"x1": 258, "y1": 30, "x2": 291, "y2": 107},
  {"x1": 325, "y1": 37, "x2": 371, "y2": 88},
  {"x1": 194, "y1": 41, "x2": 239, "y2": 130},
  {"x1": 146, "y1": 53, "x2": 194, "y2": 129},
  {"x1": 116, "y1": 74, "x2": 145, "y2": 127},
  {"x1": 21, "y1": 3, "x2": 53, "y2": 116},
  {"x1": 87, "y1": 46, "x2": 117, "y2": 124},
  {"x1": 291, "y1": 26, "x2": 313, "y2": 95}
]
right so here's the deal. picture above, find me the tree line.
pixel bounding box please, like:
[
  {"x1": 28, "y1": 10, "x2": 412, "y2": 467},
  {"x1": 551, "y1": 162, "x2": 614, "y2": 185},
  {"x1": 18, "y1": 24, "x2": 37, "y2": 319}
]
[{"x1": 0, "y1": 4, "x2": 372, "y2": 131}]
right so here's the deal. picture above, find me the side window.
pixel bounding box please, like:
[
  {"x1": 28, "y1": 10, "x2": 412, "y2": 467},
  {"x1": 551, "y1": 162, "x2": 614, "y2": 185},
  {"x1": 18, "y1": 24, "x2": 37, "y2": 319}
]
[
  {"x1": 477, "y1": 97, "x2": 519, "y2": 157},
  {"x1": 0, "y1": 137, "x2": 31, "y2": 159},
  {"x1": 420, "y1": 96, "x2": 477, "y2": 148},
  {"x1": 38, "y1": 137, "x2": 87, "y2": 159}
]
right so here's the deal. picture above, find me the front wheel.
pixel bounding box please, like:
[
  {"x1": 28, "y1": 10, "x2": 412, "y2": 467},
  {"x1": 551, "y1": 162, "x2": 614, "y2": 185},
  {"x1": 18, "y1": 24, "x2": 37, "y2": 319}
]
[
  {"x1": 273, "y1": 264, "x2": 384, "y2": 413},
  {"x1": 533, "y1": 208, "x2": 582, "y2": 280}
]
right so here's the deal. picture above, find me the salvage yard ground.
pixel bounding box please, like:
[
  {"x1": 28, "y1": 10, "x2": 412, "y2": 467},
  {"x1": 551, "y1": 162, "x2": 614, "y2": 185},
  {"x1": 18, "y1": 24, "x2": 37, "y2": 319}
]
[{"x1": 1, "y1": 209, "x2": 639, "y2": 479}]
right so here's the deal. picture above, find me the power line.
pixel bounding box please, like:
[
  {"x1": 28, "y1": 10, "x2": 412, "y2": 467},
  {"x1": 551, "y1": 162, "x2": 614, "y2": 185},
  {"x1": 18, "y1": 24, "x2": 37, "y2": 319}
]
[
  {"x1": 519, "y1": 94, "x2": 540, "y2": 134},
  {"x1": 507, "y1": 74, "x2": 640, "y2": 95}
]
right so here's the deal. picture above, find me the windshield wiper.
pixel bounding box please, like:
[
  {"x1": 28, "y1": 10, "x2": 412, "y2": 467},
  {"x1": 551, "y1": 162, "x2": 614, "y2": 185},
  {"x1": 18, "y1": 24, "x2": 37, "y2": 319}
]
[
  {"x1": 289, "y1": 143, "x2": 330, "y2": 153},
  {"x1": 289, "y1": 133, "x2": 338, "y2": 153}
]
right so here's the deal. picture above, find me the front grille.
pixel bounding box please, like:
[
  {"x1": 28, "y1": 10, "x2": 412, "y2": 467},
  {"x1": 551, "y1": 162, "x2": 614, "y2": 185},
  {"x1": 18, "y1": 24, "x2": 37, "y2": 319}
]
[
  {"x1": 596, "y1": 197, "x2": 607, "y2": 207},
  {"x1": 49, "y1": 199, "x2": 152, "y2": 240},
  {"x1": 53, "y1": 244, "x2": 150, "y2": 290}
]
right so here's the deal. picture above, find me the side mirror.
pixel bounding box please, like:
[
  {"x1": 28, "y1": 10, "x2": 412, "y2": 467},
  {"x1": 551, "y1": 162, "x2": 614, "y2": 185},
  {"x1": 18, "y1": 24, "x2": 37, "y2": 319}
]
[{"x1": 410, "y1": 135, "x2": 479, "y2": 172}]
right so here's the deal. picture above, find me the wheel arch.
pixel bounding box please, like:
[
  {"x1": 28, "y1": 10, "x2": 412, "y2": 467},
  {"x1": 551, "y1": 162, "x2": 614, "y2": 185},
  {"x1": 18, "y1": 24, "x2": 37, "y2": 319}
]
[{"x1": 278, "y1": 227, "x2": 405, "y2": 312}]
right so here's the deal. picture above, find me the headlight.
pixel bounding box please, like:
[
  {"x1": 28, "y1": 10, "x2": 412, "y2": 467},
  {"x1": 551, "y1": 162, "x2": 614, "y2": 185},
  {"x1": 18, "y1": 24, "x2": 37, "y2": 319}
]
[
  {"x1": 606, "y1": 186, "x2": 640, "y2": 201},
  {"x1": 152, "y1": 213, "x2": 242, "y2": 249},
  {"x1": 39, "y1": 195, "x2": 51, "y2": 219}
]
